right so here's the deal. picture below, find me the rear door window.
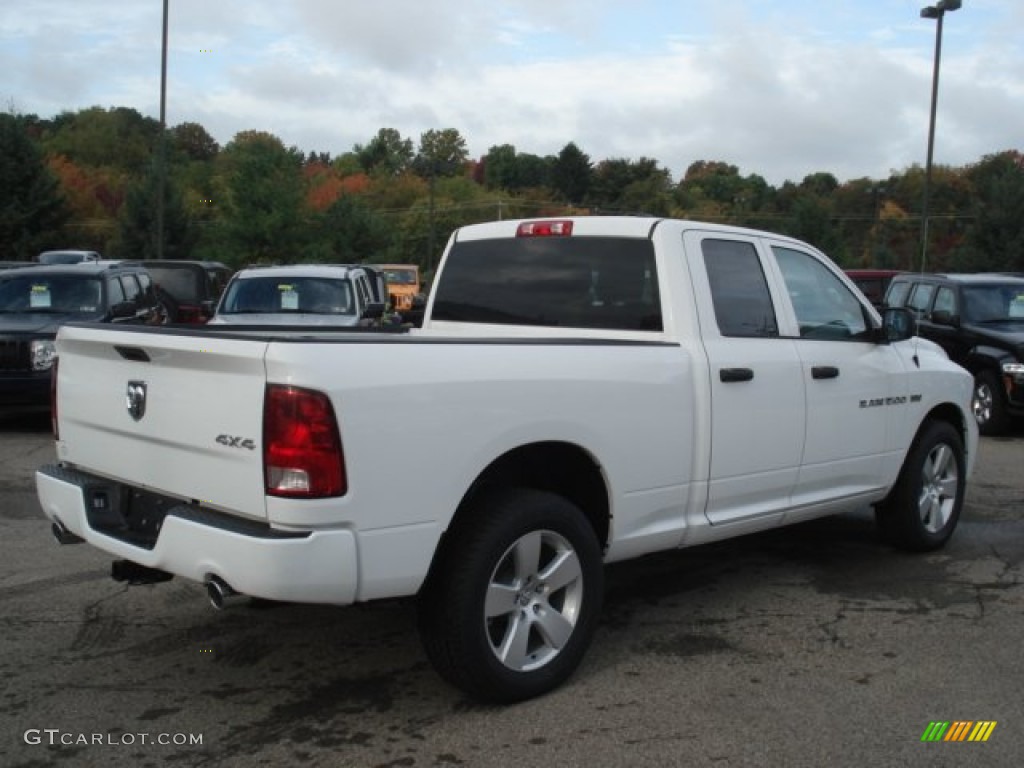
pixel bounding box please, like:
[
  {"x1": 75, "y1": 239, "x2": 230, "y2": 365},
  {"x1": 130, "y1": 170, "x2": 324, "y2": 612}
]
[
  {"x1": 701, "y1": 239, "x2": 778, "y2": 337},
  {"x1": 433, "y1": 236, "x2": 662, "y2": 331}
]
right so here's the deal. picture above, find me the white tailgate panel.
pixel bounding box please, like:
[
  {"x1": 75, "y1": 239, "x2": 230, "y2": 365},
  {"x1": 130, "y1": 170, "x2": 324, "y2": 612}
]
[{"x1": 55, "y1": 326, "x2": 270, "y2": 521}]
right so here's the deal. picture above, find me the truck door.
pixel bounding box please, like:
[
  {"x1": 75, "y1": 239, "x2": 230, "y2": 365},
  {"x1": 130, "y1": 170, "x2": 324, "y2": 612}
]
[
  {"x1": 767, "y1": 243, "x2": 904, "y2": 513},
  {"x1": 684, "y1": 233, "x2": 806, "y2": 526}
]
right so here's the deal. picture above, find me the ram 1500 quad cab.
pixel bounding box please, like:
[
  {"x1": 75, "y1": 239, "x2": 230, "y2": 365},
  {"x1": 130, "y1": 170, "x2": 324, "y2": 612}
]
[{"x1": 37, "y1": 217, "x2": 977, "y2": 702}]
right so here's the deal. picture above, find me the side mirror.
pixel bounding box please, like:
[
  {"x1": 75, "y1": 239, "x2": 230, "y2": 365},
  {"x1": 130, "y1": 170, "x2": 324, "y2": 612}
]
[
  {"x1": 881, "y1": 306, "x2": 916, "y2": 342},
  {"x1": 200, "y1": 299, "x2": 217, "y2": 318},
  {"x1": 929, "y1": 309, "x2": 960, "y2": 328},
  {"x1": 361, "y1": 302, "x2": 385, "y2": 320}
]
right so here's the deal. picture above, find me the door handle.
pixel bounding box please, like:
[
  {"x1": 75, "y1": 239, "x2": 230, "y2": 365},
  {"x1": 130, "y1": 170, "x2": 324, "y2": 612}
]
[
  {"x1": 720, "y1": 367, "x2": 754, "y2": 383},
  {"x1": 811, "y1": 366, "x2": 840, "y2": 380}
]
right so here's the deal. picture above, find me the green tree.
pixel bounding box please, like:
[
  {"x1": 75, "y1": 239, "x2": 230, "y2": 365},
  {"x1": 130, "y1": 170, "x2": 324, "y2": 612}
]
[
  {"x1": 170, "y1": 121, "x2": 219, "y2": 162},
  {"x1": 677, "y1": 161, "x2": 745, "y2": 207},
  {"x1": 332, "y1": 152, "x2": 363, "y2": 177},
  {"x1": 306, "y1": 195, "x2": 391, "y2": 263},
  {"x1": 415, "y1": 128, "x2": 469, "y2": 177},
  {"x1": 775, "y1": 179, "x2": 841, "y2": 258},
  {"x1": 674, "y1": 161, "x2": 774, "y2": 227},
  {"x1": 43, "y1": 106, "x2": 160, "y2": 173},
  {"x1": 111, "y1": 155, "x2": 197, "y2": 260},
  {"x1": 482, "y1": 144, "x2": 519, "y2": 190},
  {"x1": 516, "y1": 153, "x2": 553, "y2": 190},
  {"x1": 551, "y1": 142, "x2": 592, "y2": 204},
  {"x1": 0, "y1": 113, "x2": 69, "y2": 258},
  {"x1": 588, "y1": 157, "x2": 671, "y2": 213},
  {"x1": 218, "y1": 131, "x2": 306, "y2": 264},
  {"x1": 355, "y1": 128, "x2": 414, "y2": 177},
  {"x1": 965, "y1": 151, "x2": 1024, "y2": 272}
]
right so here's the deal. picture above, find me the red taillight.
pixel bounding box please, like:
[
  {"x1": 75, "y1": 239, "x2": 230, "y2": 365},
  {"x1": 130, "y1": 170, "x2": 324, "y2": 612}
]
[
  {"x1": 263, "y1": 385, "x2": 346, "y2": 498},
  {"x1": 516, "y1": 220, "x2": 574, "y2": 237},
  {"x1": 50, "y1": 356, "x2": 59, "y2": 440}
]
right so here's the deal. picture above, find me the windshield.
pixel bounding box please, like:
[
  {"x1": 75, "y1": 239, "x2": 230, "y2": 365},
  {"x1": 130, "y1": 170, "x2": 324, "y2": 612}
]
[
  {"x1": 383, "y1": 269, "x2": 418, "y2": 286},
  {"x1": 0, "y1": 275, "x2": 103, "y2": 314},
  {"x1": 962, "y1": 285, "x2": 1024, "y2": 323},
  {"x1": 219, "y1": 276, "x2": 355, "y2": 315}
]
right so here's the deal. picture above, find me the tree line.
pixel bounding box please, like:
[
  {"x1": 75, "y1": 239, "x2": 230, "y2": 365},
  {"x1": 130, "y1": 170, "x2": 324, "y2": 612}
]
[{"x1": 2, "y1": 106, "x2": 1023, "y2": 278}]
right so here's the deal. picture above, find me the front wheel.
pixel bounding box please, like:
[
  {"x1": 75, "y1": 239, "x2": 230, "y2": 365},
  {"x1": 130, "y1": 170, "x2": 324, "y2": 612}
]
[
  {"x1": 973, "y1": 370, "x2": 1010, "y2": 436},
  {"x1": 417, "y1": 488, "x2": 604, "y2": 703},
  {"x1": 876, "y1": 420, "x2": 965, "y2": 552}
]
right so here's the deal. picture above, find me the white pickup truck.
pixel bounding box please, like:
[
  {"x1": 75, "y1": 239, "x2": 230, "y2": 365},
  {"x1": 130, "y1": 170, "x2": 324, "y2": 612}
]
[{"x1": 37, "y1": 216, "x2": 977, "y2": 702}]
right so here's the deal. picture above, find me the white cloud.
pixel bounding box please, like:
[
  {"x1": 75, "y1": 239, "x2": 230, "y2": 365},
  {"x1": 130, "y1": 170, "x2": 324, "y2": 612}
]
[{"x1": 1, "y1": 0, "x2": 1021, "y2": 185}]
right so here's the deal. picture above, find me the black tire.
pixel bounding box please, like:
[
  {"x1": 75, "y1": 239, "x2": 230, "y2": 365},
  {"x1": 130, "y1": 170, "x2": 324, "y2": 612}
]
[
  {"x1": 972, "y1": 370, "x2": 1010, "y2": 436},
  {"x1": 154, "y1": 286, "x2": 179, "y2": 324},
  {"x1": 876, "y1": 420, "x2": 965, "y2": 552},
  {"x1": 417, "y1": 487, "x2": 604, "y2": 703}
]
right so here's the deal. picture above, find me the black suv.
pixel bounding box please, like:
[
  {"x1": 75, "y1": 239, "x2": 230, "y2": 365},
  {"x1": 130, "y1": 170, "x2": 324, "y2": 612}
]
[
  {"x1": 0, "y1": 262, "x2": 165, "y2": 410},
  {"x1": 124, "y1": 260, "x2": 232, "y2": 324},
  {"x1": 884, "y1": 273, "x2": 1024, "y2": 435}
]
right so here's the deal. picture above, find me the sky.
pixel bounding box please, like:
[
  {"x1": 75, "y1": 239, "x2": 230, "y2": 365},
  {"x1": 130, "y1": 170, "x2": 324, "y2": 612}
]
[{"x1": 2, "y1": 0, "x2": 1021, "y2": 186}]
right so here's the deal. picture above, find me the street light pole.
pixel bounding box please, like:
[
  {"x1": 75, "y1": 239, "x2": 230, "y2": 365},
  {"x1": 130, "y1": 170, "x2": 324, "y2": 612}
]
[
  {"x1": 918, "y1": 0, "x2": 960, "y2": 273},
  {"x1": 157, "y1": 0, "x2": 169, "y2": 260}
]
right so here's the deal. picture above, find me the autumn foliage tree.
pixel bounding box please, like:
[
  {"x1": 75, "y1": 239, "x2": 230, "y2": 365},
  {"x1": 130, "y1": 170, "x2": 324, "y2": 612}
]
[{"x1": 8, "y1": 106, "x2": 1023, "y2": 274}]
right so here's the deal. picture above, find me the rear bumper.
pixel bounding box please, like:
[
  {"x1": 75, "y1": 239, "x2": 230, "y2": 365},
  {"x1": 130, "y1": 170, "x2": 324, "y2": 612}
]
[{"x1": 35, "y1": 464, "x2": 359, "y2": 605}]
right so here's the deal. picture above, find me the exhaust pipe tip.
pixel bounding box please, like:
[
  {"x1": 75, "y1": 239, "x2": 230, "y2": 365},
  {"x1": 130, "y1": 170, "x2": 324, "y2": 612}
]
[
  {"x1": 52, "y1": 519, "x2": 84, "y2": 546},
  {"x1": 206, "y1": 576, "x2": 246, "y2": 610}
]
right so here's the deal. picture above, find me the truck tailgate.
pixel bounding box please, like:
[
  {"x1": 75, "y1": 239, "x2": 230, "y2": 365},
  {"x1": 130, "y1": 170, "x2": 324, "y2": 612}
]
[{"x1": 54, "y1": 325, "x2": 270, "y2": 521}]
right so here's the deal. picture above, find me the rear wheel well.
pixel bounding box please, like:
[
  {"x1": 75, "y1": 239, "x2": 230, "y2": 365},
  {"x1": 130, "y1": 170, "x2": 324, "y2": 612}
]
[{"x1": 424, "y1": 442, "x2": 610, "y2": 589}]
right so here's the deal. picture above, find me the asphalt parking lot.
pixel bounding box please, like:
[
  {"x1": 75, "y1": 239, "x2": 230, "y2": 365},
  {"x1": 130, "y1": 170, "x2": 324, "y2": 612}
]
[{"x1": 1, "y1": 411, "x2": 1021, "y2": 768}]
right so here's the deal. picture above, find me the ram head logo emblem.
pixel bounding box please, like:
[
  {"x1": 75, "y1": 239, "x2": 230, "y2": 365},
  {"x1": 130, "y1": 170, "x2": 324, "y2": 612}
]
[{"x1": 125, "y1": 381, "x2": 147, "y2": 421}]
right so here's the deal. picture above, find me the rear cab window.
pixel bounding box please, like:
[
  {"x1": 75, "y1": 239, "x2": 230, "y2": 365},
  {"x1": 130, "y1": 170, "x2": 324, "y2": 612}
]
[
  {"x1": 432, "y1": 236, "x2": 663, "y2": 332},
  {"x1": 701, "y1": 239, "x2": 779, "y2": 338}
]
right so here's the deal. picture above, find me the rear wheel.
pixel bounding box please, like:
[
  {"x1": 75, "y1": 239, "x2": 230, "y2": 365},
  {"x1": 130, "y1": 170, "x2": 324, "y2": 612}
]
[
  {"x1": 418, "y1": 488, "x2": 604, "y2": 703},
  {"x1": 876, "y1": 420, "x2": 965, "y2": 552},
  {"x1": 973, "y1": 370, "x2": 1009, "y2": 436}
]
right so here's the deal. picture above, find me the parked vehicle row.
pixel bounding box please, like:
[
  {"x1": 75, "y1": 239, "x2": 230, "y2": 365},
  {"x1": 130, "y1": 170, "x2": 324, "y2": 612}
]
[{"x1": 1, "y1": 255, "x2": 439, "y2": 410}]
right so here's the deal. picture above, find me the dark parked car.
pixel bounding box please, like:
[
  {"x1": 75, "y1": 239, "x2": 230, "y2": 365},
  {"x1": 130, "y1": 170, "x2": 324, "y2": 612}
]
[
  {"x1": 884, "y1": 272, "x2": 1024, "y2": 435},
  {"x1": 0, "y1": 262, "x2": 165, "y2": 410},
  {"x1": 123, "y1": 260, "x2": 232, "y2": 324}
]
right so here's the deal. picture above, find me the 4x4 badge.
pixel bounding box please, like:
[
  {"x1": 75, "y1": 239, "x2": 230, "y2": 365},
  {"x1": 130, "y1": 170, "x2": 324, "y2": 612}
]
[{"x1": 126, "y1": 381, "x2": 147, "y2": 421}]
